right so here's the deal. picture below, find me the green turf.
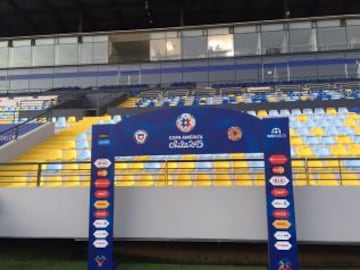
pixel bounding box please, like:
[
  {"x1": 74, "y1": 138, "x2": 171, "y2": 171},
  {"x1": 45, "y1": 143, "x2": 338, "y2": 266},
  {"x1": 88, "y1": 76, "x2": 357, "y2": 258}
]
[{"x1": 0, "y1": 261, "x2": 263, "y2": 270}]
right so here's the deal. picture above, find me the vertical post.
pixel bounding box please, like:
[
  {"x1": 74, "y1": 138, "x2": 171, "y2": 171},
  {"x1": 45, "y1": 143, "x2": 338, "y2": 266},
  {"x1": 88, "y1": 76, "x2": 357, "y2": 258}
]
[
  {"x1": 263, "y1": 118, "x2": 299, "y2": 270},
  {"x1": 88, "y1": 125, "x2": 115, "y2": 270}
]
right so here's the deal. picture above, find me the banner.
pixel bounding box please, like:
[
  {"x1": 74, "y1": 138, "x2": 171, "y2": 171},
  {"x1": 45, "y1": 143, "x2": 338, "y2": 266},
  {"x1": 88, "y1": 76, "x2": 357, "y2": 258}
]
[
  {"x1": 88, "y1": 125, "x2": 115, "y2": 270},
  {"x1": 263, "y1": 118, "x2": 299, "y2": 270}
]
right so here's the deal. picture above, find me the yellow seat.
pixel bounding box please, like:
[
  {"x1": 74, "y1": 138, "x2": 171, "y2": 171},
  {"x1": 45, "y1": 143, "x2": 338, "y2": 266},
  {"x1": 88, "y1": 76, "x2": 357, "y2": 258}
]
[
  {"x1": 213, "y1": 161, "x2": 232, "y2": 172},
  {"x1": 63, "y1": 149, "x2": 77, "y2": 161},
  {"x1": 137, "y1": 175, "x2": 154, "y2": 187},
  {"x1": 326, "y1": 107, "x2": 337, "y2": 115},
  {"x1": 293, "y1": 173, "x2": 307, "y2": 186},
  {"x1": 257, "y1": 110, "x2": 268, "y2": 118},
  {"x1": 193, "y1": 174, "x2": 212, "y2": 186},
  {"x1": 344, "y1": 119, "x2": 357, "y2": 128},
  {"x1": 214, "y1": 174, "x2": 232, "y2": 186},
  {"x1": 316, "y1": 173, "x2": 340, "y2": 186},
  {"x1": 336, "y1": 135, "x2": 352, "y2": 144},
  {"x1": 116, "y1": 175, "x2": 135, "y2": 187},
  {"x1": 310, "y1": 127, "x2": 324, "y2": 137},
  {"x1": 342, "y1": 173, "x2": 360, "y2": 186},
  {"x1": 289, "y1": 128, "x2": 297, "y2": 137},
  {"x1": 234, "y1": 172, "x2": 252, "y2": 186},
  {"x1": 297, "y1": 114, "x2": 308, "y2": 122},
  {"x1": 41, "y1": 175, "x2": 62, "y2": 187},
  {"x1": 331, "y1": 145, "x2": 349, "y2": 157},
  {"x1": 253, "y1": 174, "x2": 265, "y2": 186},
  {"x1": 173, "y1": 174, "x2": 192, "y2": 186},
  {"x1": 67, "y1": 116, "x2": 77, "y2": 123},
  {"x1": 291, "y1": 136, "x2": 304, "y2": 145}
]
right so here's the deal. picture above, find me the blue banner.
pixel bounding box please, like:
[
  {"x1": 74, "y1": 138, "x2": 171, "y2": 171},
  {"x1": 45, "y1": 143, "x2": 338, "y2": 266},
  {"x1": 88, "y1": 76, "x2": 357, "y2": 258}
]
[
  {"x1": 88, "y1": 125, "x2": 115, "y2": 270},
  {"x1": 112, "y1": 107, "x2": 264, "y2": 156},
  {"x1": 263, "y1": 118, "x2": 299, "y2": 270}
]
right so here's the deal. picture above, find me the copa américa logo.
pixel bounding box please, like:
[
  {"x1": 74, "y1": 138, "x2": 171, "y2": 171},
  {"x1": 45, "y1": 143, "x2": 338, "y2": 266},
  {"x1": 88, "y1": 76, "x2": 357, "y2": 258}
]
[
  {"x1": 176, "y1": 113, "x2": 196, "y2": 133},
  {"x1": 133, "y1": 129, "x2": 148, "y2": 144}
]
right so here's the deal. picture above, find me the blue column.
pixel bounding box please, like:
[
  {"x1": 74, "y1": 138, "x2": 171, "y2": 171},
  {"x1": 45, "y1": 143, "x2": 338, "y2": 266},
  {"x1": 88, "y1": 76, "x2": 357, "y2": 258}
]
[
  {"x1": 88, "y1": 125, "x2": 115, "y2": 270},
  {"x1": 263, "y1": 118, "x2": 299, "y2": 270}
]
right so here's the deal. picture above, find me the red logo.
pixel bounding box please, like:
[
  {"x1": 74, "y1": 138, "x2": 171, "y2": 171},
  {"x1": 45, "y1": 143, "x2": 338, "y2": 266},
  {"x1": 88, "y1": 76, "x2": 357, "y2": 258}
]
[
  {"x1": 94, "y1": 190, "x2": 110, "y2": 199},
  {"x1": 272, "y1": 166, "x2": 285, "y2": 174},
  {"x1": 269, "y1": 155, "x2": 288, "y2": 165},
  {"x1": 96, "y1": 169, "x2": 108, "y2": 177},
  {"x1": 271, "y1": 188, "x2": 289, "y2": 198},
  {"x1": 94, "y1": 210, "x2": 109, "y2": 219},
  {"x1": 272, "y1": 209, "x2": 290, "y2": 219},
  {"x1": 94, "y1": 179, "x2": 111, "y2": 188}
]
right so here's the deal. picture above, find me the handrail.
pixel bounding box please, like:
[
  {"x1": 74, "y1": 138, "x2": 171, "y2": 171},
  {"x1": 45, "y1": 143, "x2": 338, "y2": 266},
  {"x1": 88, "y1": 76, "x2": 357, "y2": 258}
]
[{"x1": 0, "y1": 157, "x2": 359, "y2": 187}]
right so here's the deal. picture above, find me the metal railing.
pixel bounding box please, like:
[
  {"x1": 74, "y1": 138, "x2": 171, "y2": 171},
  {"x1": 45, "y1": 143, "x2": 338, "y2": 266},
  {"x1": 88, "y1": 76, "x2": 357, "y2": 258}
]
[{"x1": 0, "y1": 157, "x2": 359, "y2": 187}]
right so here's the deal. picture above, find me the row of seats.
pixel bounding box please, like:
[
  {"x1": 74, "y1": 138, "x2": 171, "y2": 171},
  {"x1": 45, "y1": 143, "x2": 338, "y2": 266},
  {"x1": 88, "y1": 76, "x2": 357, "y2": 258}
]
[{"x1": 127, "y1": 88, "x2": 360, "y2": 107}]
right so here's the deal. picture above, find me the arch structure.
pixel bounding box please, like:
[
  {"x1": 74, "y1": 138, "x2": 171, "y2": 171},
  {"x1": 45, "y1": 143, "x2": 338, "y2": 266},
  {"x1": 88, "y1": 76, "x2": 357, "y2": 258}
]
[{"x1": 88, "y1": 107, "x2": 298, "y2": 270}]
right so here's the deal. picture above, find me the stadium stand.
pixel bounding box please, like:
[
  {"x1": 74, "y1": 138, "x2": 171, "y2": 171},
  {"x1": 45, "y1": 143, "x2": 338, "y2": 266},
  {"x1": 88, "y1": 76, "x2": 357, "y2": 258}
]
[{"x1": 0, "y1": 84, "x2": 359, "y2": 188}]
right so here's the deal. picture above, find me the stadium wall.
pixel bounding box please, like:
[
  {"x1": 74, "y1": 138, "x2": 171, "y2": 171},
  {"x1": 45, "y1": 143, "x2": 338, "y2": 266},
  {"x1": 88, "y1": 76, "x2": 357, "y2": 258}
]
[
  {"x1": 2, "y1": 51, "x2": 360, "y2": 90},
  {"x1": 0, "y1": 187, "x2": 359, "y2": 243}
]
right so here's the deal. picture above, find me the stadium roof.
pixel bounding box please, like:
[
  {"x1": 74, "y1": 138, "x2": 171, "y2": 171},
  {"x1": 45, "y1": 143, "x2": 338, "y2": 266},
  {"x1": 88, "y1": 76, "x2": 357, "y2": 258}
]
[{"x1": 0, "y1": 0, "x2": 359, "y2": 38}]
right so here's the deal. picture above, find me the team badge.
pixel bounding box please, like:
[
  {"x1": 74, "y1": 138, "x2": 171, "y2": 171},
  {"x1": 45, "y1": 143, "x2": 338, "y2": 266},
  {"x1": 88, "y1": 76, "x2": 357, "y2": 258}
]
[
  {"x1": 133, "y1": 129, "x2": 148, "y2": 144},
  {"x1": 227, "y1": 126, "x2": 242, "y2": 141},
  {"x1": 95, "y1": 255, "x2": 106, "y2": 267},
  {"x1": 176, "y1": 113, "x2": 196, "y2": 133}
]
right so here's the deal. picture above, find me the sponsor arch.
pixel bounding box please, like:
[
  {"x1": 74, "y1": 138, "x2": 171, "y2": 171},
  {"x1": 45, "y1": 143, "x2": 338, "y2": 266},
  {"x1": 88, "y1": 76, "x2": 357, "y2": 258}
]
[{"x1": 88, "y1": 107, "x2": 299, "y2": 270}]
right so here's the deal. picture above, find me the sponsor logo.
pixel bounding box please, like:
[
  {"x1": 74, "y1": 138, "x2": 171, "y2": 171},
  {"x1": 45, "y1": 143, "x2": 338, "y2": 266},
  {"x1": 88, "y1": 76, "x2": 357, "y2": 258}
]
[
  {"x1": 278, "y1": 258, "x2": 292, "y2": 270},
  {"x1": 269, "y1": 176, "x2": 289, "y2": 186},
  {"x1": 96, "y1": 169, "x2": 108, "y2": 177},
  {"x1": 95, "y1": 255, "x2": 106, "y2": 267},
  {"x1": 272, "y1": 209, "x2": 291, "y2": 219},
  {"x1": 272, "y1": 220, "x2": 291, "y2": 229},
  {"x1": 272, "y1": 199, "x2": 290, "y2": 209},
  {"x1": 272, "y1": 166, "x2": 285, "y2": 174},
  {"x1": 176, "y1": 113, "x2": 196, "y2": 133},
  {"x1": 227, "y1": 126, "x2": 242, "y2": 141},
  {"x1": 94, "y1": 159, "x2": 112, "y2": 168},
  {"x1": 94, "y1": 179, "x2": 111, "y2": 188},
  {"x1": 93, "y1": 219, "x2": 110, "y2": 229},
  {"x1": 133, "y1": 129, "x2": 148, "y2": 144},
  {"x1": 94, "y1": 190, "x2": 110, "y2": 199},
  {"x1": 93, "y1": 239, "x2": 109, "y2": 249},
  {"x1": 97, "y1": 139, "x2": 110, "y2": 146},
  {"x1": 271, "y1": 188, "x2": 289, "y2": 198},
  {"x1": 94, "y1": 210, "x2": 109, "y2": 219},
  {"x1": 274, "y1": 241, "x2": 292, "y2": 251},
  {"x1": 94, "y1": 200, "x2": 110, "y2": 209},
  {"x1": 93, "y1": 230, "x2": 109, "y2": 239},
  {"x1": 269, "y1": 155, "x2": 288, "y2": 165},
  {"x1": 267, "y1": 128, "x2": 287, "y2": 139},
  {"x1": 274, "y1": 231, "x2": 292, "y2": 241}
]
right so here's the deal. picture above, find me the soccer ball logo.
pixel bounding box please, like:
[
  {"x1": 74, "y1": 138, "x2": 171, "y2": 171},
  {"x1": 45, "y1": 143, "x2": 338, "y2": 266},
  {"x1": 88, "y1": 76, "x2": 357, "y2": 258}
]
[
  {"x1": 133, "y1": 129, "x2": 148, "y2": 144},
  {"x1": 227, "y1": 126, "x2": 242, "y2": 141},
  {"x1": 176, "y1": 113, "x2": 196, "y2": 133}
]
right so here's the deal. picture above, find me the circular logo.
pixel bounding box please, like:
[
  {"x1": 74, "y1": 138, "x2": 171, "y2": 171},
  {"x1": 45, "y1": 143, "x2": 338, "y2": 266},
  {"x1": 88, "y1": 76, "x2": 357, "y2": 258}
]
[
  {"x1": 133, "y1": 129, "x2": 148, "y2": 144},
  {"x1": 227, "y1": 126, "x2": 242, "y2": 141},
  {"x1": 176, "y1": 113, "x2": 196, "y2": 133}
]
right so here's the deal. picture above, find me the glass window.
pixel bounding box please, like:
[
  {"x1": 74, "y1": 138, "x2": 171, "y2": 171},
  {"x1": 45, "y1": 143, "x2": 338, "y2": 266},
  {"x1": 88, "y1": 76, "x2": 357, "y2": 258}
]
[
  {"x1": 347, "y1": 26, "x2": 360, "y2": 49},
  {"x1": 234, "y1": 32, "x2": 260, "y2": 56},
  {"x1": 261, "y1": 30, "x2": 288, "y2": 54},
  {"x1": 207, "y1": 34, "x2": 234, "y2": 58},
  {"x1": 56, "y1": 37, "x2": 79, "y2": 65},
  {"x1": 33, "y1": 38, "x2": 55, "y2": 66},
  {"x1": 9, "y1": 40, "x2": 32, "y2": 68},
  {"x1": 289, "y1": 29, "x2": 316, "y2": 53},
  {"x1": 150, "y1": 38, "x2": 181, "y2": 61},
  {"x1": 0, "y1": 41, "x2": 9, "y2": 68},
  {"x1": 317, "y1": 27, "x2": 346, "y2": 51},
  {"x1": 93, "y1": 41, "x2": 109, "y2": 63},
  {"x1": 182, "y1": 36, "x2": 207, "y2": 59}
]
